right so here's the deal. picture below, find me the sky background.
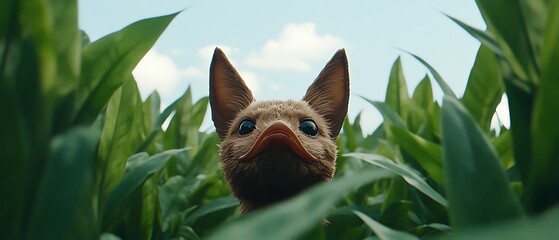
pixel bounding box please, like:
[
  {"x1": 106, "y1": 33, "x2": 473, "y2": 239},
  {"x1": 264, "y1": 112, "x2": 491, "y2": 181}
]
[{"x1": 78, "y1": 0, "x2": 508, "y2": 134}]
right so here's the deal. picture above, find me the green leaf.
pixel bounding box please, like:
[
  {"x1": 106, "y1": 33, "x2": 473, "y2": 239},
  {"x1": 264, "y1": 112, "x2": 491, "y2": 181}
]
[
  {"x1": 407, "y1": 52, "x2": 457, "y2": 98},
  {"x1": 207, "y1": 169, "x2": 392, "y2": 240},
  {"x1": 527, "y1": 0, "x2": 559, "y2": 213},
  {"x1": 100, "y1": 233, "x2": 121, "y2": 240},
  {"x1": 25, "y1": 127, "x2": 100, "y2": 240},
  {"x1": 124, "y1": 175, "x2": 156, "y2": 240},
  {"x1": 442, "y1": 206, "x2": 559, "y2": 240},
  {"x1": 184, "y1": 196, "x2": 239, "y2": 223},
  {"x1": 503, "y1": 69, "x2": 534, "y2": 191},
  {"x1": 102, "y1": 149, "x2": 185, "y2": 227},
  {"x1": 0, "y1": 12, "x2": 45, "y2": 240},
  {"x1": 75, "y1": 12, "x2": 178, "y2": 124},
  {"x1": 345, "y1": 153, "x2": 447, "y2": 207},
  {"x1": 80, "y1": 30, "x2": 90, "y2": 48},
  {"x1": 491, "y1": 130, "x2": 515, "y2": 169},
  {"x1": 164, "y1": 86, "x2": 209, "y2": 152},
  {"x1": 385, "y1": 125, "x2": 444, "y2": 184},
  {"x1": 385, "y1": 57, "x2": 409, "y2": 117},
  {"x1": 475, "y1": 0, "x2": 544, "y2": 83},
  {"x1": 135, "y1": 95, "x2": 179, "y2": 153},
  {"x1": 408, "y1": 75, "x2": 440, "y2": 138},
  {"x1": 182, "y1": 133, "x2": 220, "y2": 179},
  {"x1": 362, "y1": 98, "x2": 406, "y2": 128},
  {"x1": 461, "y1": 45, "x2": 504, "y2": 132},
  {"x1": 441, "y1": 96, "x2": 523, "y2": 229},
  {"x1": 411, "y1": 75, "x2": 433, "y2": 109},
  {"x1": 354, "y1": 211, "x2": 418, "y2": 240},
  {"x1": 446, "y1": 15, "x2": 504, "y2": 57},
  {"x1": 159, "y1": 176, "x2": 197, "y2": 232},
  {"x1": 97, "y1": 79, "x2": 144, "y2": 211}
]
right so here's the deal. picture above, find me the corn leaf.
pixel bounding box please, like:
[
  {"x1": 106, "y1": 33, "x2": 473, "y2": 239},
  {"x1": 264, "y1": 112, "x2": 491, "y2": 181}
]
[
  {"x1": 75, "y1": 12, "x2": 178, "y2": 124},
  {"x1": 207, "y1": 169, "x2": 392, "y2": 240},
  {"x1": 103, "y1": 149, "x2": 185, "y2": 228},
  {"x1": 385, "y1": 125, "x2": 444, "y2": 184},
  {"x1": 385, "y1": 57, "x2": 409, "y2": 118},
  {"x1": 354, "y1": 211, "x2": 418, "y2": 240},
  {"x1": 97, "y1": 79, "x2": 144, "y2": 212},
  {"x1": 461, "y1": 45, "x2": 504, "y2": 132},
  {"x1": 475, "y1": 0, "x2": 545, "y2": 83},
  {"x1": 407, "y1": 52, "x2": 457, "y2": 98},
  {"x1": 527, "y1": 0, "x2": 559, "y2": 213},
  {"x1": 345, "y1": 153, "x2": 447, "y2": 207},
  {"x1": 26, "y1": 127, "x2": 99, "y2": 240},
  {"x1": 442, "y1": 206, "x2": 559, "y2": 240},
  {"x1": 441, "y1": 96, "x2": 523, "y2": 229}
]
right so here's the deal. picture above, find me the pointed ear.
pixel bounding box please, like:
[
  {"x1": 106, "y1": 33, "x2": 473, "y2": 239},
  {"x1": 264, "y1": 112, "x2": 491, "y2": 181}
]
[
  {"x1": 303, "y1": 49, "x2": 350, "y2": 139},
  {"x1": 210, "y1": 48, "x2": 254, "y2": 139}
]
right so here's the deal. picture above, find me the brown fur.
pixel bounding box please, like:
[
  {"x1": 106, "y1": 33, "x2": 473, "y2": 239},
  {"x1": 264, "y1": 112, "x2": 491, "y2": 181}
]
[{"x1": 209, "y1": 48, "x2": 349, "y2": 213}]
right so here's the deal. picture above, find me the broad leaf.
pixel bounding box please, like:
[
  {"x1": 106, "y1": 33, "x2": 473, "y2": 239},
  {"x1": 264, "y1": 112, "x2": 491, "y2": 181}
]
[
  {"x1": 75, "y1": 12, "x2": 178, "y2": 124},
  {"x1": 207, "y1": 169, "x2": 392, "y2": 240},
  {"x1": 442, "y1": 206, "x2": 559, "y2": 240},
  {"x1": 407, "y1": 52, "x2": 457, "y2": 98},
  {"x1": 461, "y1": 45, "x2": 504, "y2": 132},
  {"x1": 527, "y1": 0, "x2": 559, "y2": 213},
  {"x1": 385, "y1": 125, "x2": 444, "y2": 184},
  {"x1": 97, "y1": 79, "x2": 144, "y2": 211},
  {"x1": 354, "y1": 211, "x2": 418, "y2": 240},
  {"x1": 103, "y1": 149, "x2": 186, "y2": 227},
  {"x1": 26, "y1": 127, "x2": 99, "y2": 240},
  {"x1": 441, "y1": 96, "x2": 523, "y2": 229},
  {"x1": 345, "y1": 153, "x2": 447, "y2": 207},
  {"x1": 385, "y1": 57, "x2": 409, "y2": 118}
]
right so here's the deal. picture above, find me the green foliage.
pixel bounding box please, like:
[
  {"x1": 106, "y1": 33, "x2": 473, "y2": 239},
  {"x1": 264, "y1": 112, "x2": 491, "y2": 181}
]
[{"x1": 2, "y1": 0, "x2": 559, "y2": 239}]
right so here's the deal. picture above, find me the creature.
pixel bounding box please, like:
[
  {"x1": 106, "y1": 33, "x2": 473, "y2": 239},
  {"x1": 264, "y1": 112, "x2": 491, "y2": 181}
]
[{"x1": 209, "y1": 48, "x2": 349, "y2": 213}]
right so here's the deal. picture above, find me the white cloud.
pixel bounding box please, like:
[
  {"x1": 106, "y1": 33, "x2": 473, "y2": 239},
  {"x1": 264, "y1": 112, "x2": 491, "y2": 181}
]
[
  {"x1": 133, "y1": 49, "x2": 182, "y2": 99},
  {"x1": 240, "y1": 70, "x2": 260, "y2": 95},
  {"x1": 245, "y1": 22, "x2": 346, "y2": 72},
  {"x1": 183, "y1": 66, "x2": 206, "y2": 79}
]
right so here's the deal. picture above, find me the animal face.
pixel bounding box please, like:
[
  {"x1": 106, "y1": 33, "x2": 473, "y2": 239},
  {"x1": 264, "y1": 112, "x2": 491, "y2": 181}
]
[{"x1": 209, "y1": 48, "x2": 349, "y2": 213}]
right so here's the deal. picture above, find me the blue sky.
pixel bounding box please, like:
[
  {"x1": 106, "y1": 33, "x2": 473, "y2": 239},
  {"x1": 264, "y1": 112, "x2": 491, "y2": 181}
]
[{"x1": 78, "y1": 0, "x2": 507, "y2": 133}]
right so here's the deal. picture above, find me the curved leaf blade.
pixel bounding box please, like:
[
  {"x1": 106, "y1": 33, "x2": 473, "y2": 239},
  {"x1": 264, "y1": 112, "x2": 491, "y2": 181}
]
[
  {"x1": 75, "y1": 12, "x2": 178, "y2": 124},
  {"x1": 26, "y1": 127, "x2": 100, "y2": 239},
  {"x1": 441, "y1": 96, "x2": 523, "y2": 229},
  {"x1": 345, "y1": 153, "x2": 447, "y2": 207},
  {"x1": 102, "y1": 149, "x2": 186, "y2": 226},
  {"x1": 461, "y1": 45, "x2": 504, "y2": 132},
  {"x1": 528, "y1": 0, "x2": 559, "y2": 213},
  {"x1": 406, "y1": 52, "x2": 457, "y2": 98},
  {"x1": 207, "y1": 169, "x2": 392, "y2": 240},
  {"x1": 354, "y1": 211, "x2": 418, "y2": 240}
]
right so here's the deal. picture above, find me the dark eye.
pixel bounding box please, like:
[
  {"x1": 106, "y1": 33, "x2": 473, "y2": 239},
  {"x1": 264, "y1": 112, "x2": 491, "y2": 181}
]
[
  {"x1": 238, "y1": 119, "x2": 256, "y2": 136},
  {"x1": 299, "y1": 119, "x2": 318, "y2": 136}
]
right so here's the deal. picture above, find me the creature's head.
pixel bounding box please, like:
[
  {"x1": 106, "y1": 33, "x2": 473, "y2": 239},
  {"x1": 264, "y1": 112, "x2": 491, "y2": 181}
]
[{"x1": 209, "y1": 48, "x2": 349, "y2": 213}]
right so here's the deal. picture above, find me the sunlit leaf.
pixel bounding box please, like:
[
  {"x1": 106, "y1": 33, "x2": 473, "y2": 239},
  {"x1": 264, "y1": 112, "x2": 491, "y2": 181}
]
[
  {"x1": 406, "y1": 52, "x2": 457, "y2": 98},
  {"x1": 75, "y1": 12, "x2": 178, "y2": 124},
  {"x1": 461, "y1": 45, "x2": 504, "y2": 132},
  {"x1": 345, "y1": 153, "x2": 447, "y2": 207},
  {"x1": 385, "y1": 57, "x2": 409, "y2": 118}
]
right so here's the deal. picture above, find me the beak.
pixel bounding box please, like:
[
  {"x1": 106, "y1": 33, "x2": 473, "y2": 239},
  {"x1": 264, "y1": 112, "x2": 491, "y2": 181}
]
[{"x1": 238, "y1": 121, "x2": 318, "y2": 164}]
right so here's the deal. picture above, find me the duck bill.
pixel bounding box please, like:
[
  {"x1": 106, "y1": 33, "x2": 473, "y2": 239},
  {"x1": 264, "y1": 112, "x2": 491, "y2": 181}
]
[{"x1": 238, "y1": 121, "x2": 318, "y2": 164}]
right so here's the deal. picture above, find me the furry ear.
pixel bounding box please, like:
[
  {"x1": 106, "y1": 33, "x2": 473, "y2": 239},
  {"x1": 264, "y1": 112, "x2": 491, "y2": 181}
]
[
  {"x1": 210, "y1": 48, "x2": 254, "y2": 139},
  {"x1": 303, "y1": 49, "x2": 350, "y2": 139}
]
